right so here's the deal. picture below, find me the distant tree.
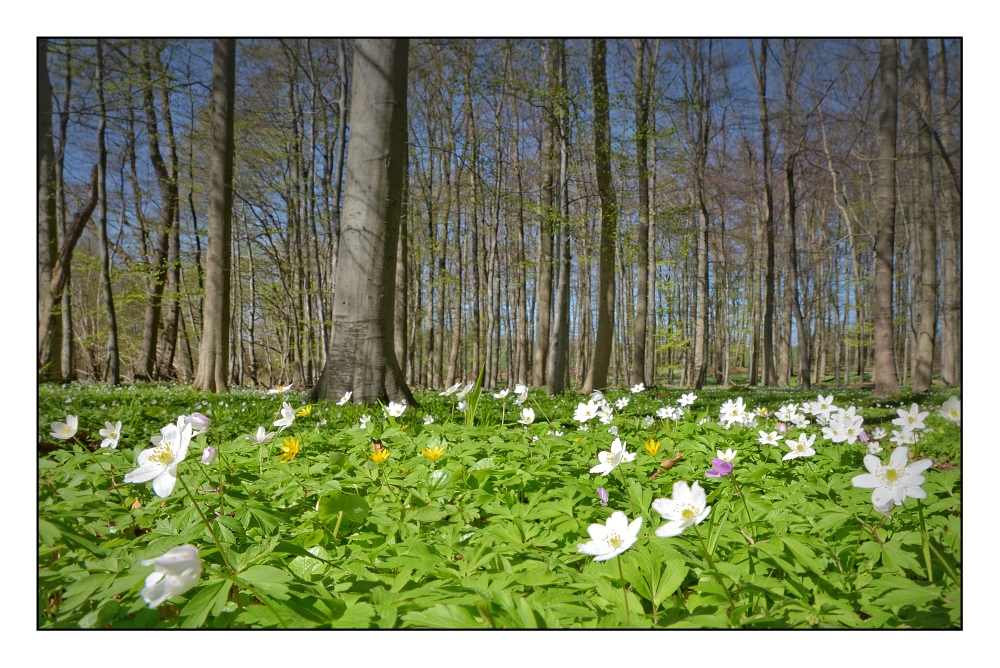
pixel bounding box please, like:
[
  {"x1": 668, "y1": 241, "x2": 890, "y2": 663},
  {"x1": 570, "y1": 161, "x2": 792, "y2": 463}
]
[
  {"x1": 873, "y1": 38, "x2": 900, "y2": 400},
  {"x1": 311, "y1": 39, "x2": 415, "y2": 406},
  {"x1": 38, "y1": 39, "x2": 61, "y2": 380},
  {"x1": 193, "y1": 39, "x2": 237, "y2": 392}
]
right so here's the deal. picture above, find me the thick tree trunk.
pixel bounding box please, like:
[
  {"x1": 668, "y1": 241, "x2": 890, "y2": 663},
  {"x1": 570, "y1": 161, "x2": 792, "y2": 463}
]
[
  {"x1": 873, "y1": 38, "x2": 900, "y2": 400},
  {"x1": 911, "y1": 38, "x2": 937, "y2": 393},
  {"x1": 311, "y1": 39, "x2": 415, "y2": 407},
  {"x1": 156, "y1": 81, "x2": 182, "y2": 380},
  {"x1": 193, "y1": 39, "x2": 237, "y2": 392},
  {"x1": 584, "y1": 39, "x2": 617, "y2": 393},
  {"x1": 936, "y1": 39, "x2": 958, "y2": 386}
]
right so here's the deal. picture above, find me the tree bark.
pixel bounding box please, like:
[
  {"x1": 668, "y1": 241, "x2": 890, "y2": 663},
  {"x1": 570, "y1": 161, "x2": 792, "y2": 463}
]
[
  {"x1": 911, "y1": 38, "x2": 937, "y2": 393},
  {"x1": 630, "y1": 39, "x2": 650, "y2": 388},
  {"x1": 584, "y1": 39, "x2": 617, "y2": 393},
  {"x1": 95, "y1": 39, "x2": 120, "y2": 384},
  {"x1": 749, "y1": 39, "x2": 777, "y2": 387},
  {"x1": 136, "y1": 42, "x2": 178, "y2": 380},
  {"x1": 193, "y1": 38, "x2": 237, "y2": 392},
  {"x1": 873, "y1": 38, "x2": 901, "y2": 400},
  {"x1": 311, "y1": 39, "x2": 415, "y2": 406},
  {"x1": 38, "y1": 39, "x2": 62, "y2": 380},
  {"x1": 532, "y1": 39, "x2": 558, "y2": 388}
]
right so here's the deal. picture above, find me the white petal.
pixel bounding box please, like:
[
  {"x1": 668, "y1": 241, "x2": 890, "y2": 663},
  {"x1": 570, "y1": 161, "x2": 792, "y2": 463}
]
[
  {"x1": 655, "y1": 521, "x2": 684, "y2": 538},
  {"x1": 151, "y1": 470, "x2": 178, "y2": 497},
  {"x1": 124, "y1": 463, "x2": 164, "y2": 484},
  {"x1": 852, "y1": 473, "x2": 879, "y2": 489}
]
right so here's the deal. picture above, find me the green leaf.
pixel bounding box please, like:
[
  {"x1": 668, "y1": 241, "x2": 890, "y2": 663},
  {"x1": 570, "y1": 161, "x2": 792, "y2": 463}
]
[
  {"x1": 179, "y1": 579, "x2": 230, "y2": 628},
  {"x1": 317, "y1": 492, "x2": 370, "y2": 524},
  {"x1": 404, "y1": 604, "x2": 485, "y2": 628}
]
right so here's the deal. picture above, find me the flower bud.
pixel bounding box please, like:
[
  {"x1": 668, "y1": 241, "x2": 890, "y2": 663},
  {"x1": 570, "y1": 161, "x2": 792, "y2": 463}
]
[
  {"x1": 597, "y1": 488, "x2": 609, "y2": 506},
  {"x1": 201, "y1": 446, "x2": 218, "y2": 465}
]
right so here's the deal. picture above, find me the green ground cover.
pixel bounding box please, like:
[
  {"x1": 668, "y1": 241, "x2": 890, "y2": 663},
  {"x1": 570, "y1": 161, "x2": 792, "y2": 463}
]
[{"x1": 37, "y1": 382, "x2": 961, "y2": 628}]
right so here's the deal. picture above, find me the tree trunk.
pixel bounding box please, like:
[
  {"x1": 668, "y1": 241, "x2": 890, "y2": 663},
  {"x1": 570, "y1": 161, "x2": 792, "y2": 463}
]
[
  {"x1": 38, "y1": 39, "x2": 62, "y2": 381},
  {"x1": 873, "y1": 38, "x2": 901, "y2": 400},
  {"x1": 532, "y1": 39, "x2": 558, "y2": 388},
  {"x1": 136, "y1": 43, "x2": 178, "y2": 380},
  {"x1": 911, "y1": 38, "x2": 937, "y2": 393},
  {"x1": 311, "y1": 39, "x2": 415, "y2": 407},
  {"x1": 95, "y1": 39, "x2": 120, "y2": 384},
  {"x1": 630, "y1": 38, "x2": 650, "y2": 388},
  {"x1": 193, "y1": 39, "x2": 237, "y2": 392},
  {"x1": 584, "y1": 39, "x2": 617, "y2": 393},
  {"x1": 156, "y1": 80, "x2": 182, "y2": 380},
  {"x1": 749, "y1": 39, "x2": 777, "y2": 387}
]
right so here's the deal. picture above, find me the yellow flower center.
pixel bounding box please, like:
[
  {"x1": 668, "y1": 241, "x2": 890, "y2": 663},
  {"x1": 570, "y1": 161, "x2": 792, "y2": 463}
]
[
  {"x1": 149, "y1": 445, "x2": 174, "y2": 465},
  {"x1": 607, "y1": 533, "x2": 624, "y2": 549},
  {"x1": 681, "y1": 506, "x2": 697, "y2": 521},
  {"x1": 885, "y1": 468, "x2": 899, "y2": 482}
]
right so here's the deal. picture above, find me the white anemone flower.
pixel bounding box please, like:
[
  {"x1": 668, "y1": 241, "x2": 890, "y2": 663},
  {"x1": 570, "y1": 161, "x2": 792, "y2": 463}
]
[
  {"x1": 247, "y1": 426, "x2": 275, "y2": 445},
  {"x1": 359, "y1": 414, "x2": 373, "y2": 430},
  {"x1": 614, "y1": 397, "x2": 630, "y2": 410},
  {"x1": 852, "y1": 446, "x2": 933, "y2": 511},
  {"x1": 577, "y1": 512, "x2": 642, "y2": 561},
  {"x1": 758, "y1": 430, "x2": 780, "y2": 447},
  {"x1": 99, "y1": 421, "x2": 122, "y2": 449},
  {"x1": 424, "y1": 414, "x2": 435, "y2": 425},
  {"x1": 124, "y1": 421, "x2": 193, "y2": 498},
  {"x1": 938, "y1": 396, "x2": 960, "y2": 426},
  {"x1": 598, "y1": 403, "x2": 615, "y2": 425},
  {"x1": 630, "y1": 383, "x2": 645, "y2": 394},
  {"x1": 892, "y1": 403, "x2": 929, "y2": 434},
  {"x1": 439, "y1": 382, "x2": 462, "y2": 397},
  {"x1": 455, "y1": 382, "x2": 475, "y2": 401},
  {"x1": 678, "y1": 393, "x2": 697, "y2": 407},
  {"x1": 589, "y1": 437, "x2": 635, "y2": 476},
  {"x1": 514, "y1": 384, "x2": 529, "y2": 405},
  {"x1": 641, "y1": 415, "x2": 655, "y2": 428},
  {"x1": 337, "y1": 391, "x2": 352, "y2": 406},
  {"x1": 267, "y1": 384, "x2": 292, "y2": 395},
  {"x1": 493, "y1": 388, "x2": 510, "y2": 400},
  {"x1": 518, "y1": 407, "x2": 535, "y2": 425},
  {"x1": 273, "y1": 401, "x2": 296, "y2": 431},
  {"x1": 457, "y1": 400, "x2": 468, "y2": 412},
  {"x1": 656, "y1": 406, "x2": 671, "y2": 420},
  {"x1": 386, "y1": 401, "x2": 406, "y2": 418},
  {"x1": 782, "y1": 433, "x2": 817, "y2": 461},
  {"x1": 652, "y1": 481, "x2": 711, "y2": 537},
  {"x1": 716, "y1": 448, "x2": 737, "y2": 463},
  {"x1": 50, "y1": 415, "x2": 78, "y2": 440},
  {"x1": 574, "y1": 400, "x2": 600, "y2": 423},
  {"x1": 139, "y1": 544, "x2": 202, "y2": 608}
]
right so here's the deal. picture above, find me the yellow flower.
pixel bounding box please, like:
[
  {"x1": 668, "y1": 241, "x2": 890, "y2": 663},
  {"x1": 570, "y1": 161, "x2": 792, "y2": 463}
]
[
  {"x1": 644, "y1": 438, "x2": 661, "y2": 457},
  {"x1": 297, "y1": 405, "x2": 313, "y2": 417},
  {"x1": 278, "y1": 436, "x2": 300, "y2": 462},
  {"x1": 421, "y1": 444, "x2": 446, "y2": 461},
  {"x1": 371, "y1": 448, "x2": 391, "y2": 464}
]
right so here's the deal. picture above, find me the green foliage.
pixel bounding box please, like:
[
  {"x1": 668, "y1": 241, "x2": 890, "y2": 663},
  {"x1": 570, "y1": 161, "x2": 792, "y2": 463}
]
[{"x1": 38, "y1": 382, "x2": 960, "y2": 628}]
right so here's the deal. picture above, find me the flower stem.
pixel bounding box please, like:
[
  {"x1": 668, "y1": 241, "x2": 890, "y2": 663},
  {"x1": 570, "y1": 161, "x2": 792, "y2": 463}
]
[
  {"x1": 731, "y1": 477, "x2": 755, "y2": 542},
  {"x1": 614, "y1": 466, "x2": 637, "y2": 519},
  {"x1": 693, "y1": 522, "x2": 736, "y2": 612},
  {"x1": 177, "y1": 473, "x2": 234, "y2": 575},
  {"x1": 616, "y1": 555, "x2": 631, "y2": 626},
  {"x1": 79, "y1": 442, "x2": 128, "y2": 509}
]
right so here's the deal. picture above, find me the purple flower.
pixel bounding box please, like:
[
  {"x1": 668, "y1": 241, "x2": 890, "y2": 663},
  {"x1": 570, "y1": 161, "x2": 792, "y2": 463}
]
[
  {"x1": 185, "y1": 412, "x2": 211, "y2": 435},
  {"x1": 778, "y1": 422, "x2": 787, "y2": 434},
  {"x1": 597, "y1": 487, "x2": 609, "y2": 506},
  {"x1": 858, "y1": 429, "x2": 870, "y2": 445},
  {"x1": 705, "y1": 458, "x2": 734, "y2": 478},
  {"x1": 201, "y1": 446, "x2": 218, "y2": 465}
]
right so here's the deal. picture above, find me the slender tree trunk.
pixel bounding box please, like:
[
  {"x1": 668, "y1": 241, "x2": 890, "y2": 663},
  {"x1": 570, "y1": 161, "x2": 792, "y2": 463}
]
[
  {"x1": 136, "y1": 43, "x2": 178, "y2": 380},
  {"x1": 156, "y1": 80, "x2": 182, "y2": 380},
  {"x1": 311, "y1": 39, "x2": 415, "y2": 406},
  {"x1": 532, "y1": 39, "x2": 558, "y2": 388},
  {"x1": 95, "y1": 39, "x2": 120, "y2": 384},
  {"x1": 584, "y1": 39, "x2": 617, "y2": 393},
  {"x1": 630, "y1": 39, "x2": 650, "y2": 388},
  {"x1": 936, "y1": 39, "x2": 957, "y2": 386},
  {"x1": 911, "y1": 38, "x2": 937, "y2": 393},
  {"x1": 394, "y1": 150, "x2": 409, "y2": 374},
  {"x1": 38, "y1": 39, "x2": 62, "y2": 380},
  {"x1": 749, "y1": 38, "x2": 777, "y2": 386},
  {"x1": 873, "y1": 38, "x2": 901, "y2": 400},
  {"x1": 193, "y1": 39, "x2": 237, "y2": 392},
  {"x1": 56, "y1": 44, "x2": 74, "y2": 381}
]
